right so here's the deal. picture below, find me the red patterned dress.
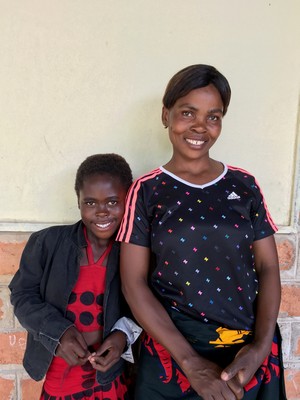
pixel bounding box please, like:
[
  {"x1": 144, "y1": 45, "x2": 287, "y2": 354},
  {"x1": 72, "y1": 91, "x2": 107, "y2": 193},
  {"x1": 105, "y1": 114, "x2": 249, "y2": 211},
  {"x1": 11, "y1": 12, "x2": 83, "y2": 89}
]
[{"x1": 40, "y1": 233, "x2": 129, "y2": 400}]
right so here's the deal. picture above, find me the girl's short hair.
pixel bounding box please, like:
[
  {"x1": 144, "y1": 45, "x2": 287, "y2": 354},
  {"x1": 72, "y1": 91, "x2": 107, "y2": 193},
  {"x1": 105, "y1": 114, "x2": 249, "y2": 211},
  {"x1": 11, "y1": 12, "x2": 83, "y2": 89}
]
[{"x1": 74, "y1": 153, "x2": 132, "y2": 197}]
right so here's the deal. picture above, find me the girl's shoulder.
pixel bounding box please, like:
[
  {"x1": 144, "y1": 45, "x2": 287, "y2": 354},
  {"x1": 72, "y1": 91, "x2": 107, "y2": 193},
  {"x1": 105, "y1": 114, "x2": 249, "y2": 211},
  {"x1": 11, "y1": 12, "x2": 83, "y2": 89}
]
[{"x1": 27, "y1": 221, "x2": 82, "y2": 248}]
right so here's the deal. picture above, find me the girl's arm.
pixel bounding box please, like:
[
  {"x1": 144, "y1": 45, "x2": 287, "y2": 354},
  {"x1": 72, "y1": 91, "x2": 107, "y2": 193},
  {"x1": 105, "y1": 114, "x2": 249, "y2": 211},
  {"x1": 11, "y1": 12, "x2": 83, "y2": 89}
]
[
  {"x1": 221, "y1": 235, "x2": 281, "y2": 385},
  {"x1": 120, "y1": 242, "x2": 244, "y2": 400},
  {"x1": 89, "y1": 317, "x2": 142, "y2": 371},
  {"x1": 88, "y1": 330, "x2": 127, "y2": 372},
  {"x1": 110, "y1": 317, "x2": 142, "y2": 362},
  {"x1": 9, "y1": 232, "x2": 89, "y2": 360}
]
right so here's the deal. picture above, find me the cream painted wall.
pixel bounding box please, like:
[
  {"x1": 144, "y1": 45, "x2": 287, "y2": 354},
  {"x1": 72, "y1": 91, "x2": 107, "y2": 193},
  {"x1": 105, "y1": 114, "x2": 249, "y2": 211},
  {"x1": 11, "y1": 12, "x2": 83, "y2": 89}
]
[{"x1": 0, "y1": 0, "x2": 299, "y2": 226}]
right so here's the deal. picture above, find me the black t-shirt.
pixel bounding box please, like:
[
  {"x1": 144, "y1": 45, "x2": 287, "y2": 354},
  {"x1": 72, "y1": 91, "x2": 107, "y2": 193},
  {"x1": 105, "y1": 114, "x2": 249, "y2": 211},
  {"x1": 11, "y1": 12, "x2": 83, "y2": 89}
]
[{"x1": 117, "y1": 164, "x2": 277, "y2": 330}]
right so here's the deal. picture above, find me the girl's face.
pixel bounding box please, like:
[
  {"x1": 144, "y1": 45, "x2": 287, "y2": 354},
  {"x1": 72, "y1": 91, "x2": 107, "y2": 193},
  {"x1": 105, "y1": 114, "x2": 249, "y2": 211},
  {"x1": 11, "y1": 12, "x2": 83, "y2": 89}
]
[
  {"x1": 78, "y1": 174, "x2": 127, "y2": 244},
  {"x1": 162, "y1": 84, "x2": 224, "y2": 162}
]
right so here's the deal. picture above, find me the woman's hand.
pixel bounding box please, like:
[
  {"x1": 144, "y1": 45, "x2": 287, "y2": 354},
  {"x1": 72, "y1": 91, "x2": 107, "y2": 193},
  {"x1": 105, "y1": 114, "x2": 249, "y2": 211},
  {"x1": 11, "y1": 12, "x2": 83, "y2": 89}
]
[
  {"x1": 55, "y1": 326, "x2": 90, "y2": 366},
  {"x1": 221, "y1": 236, "x2": 281, "y2": 387},
  {"x1": 88, "y1": 330, "x2": 127, "y2": 372},
  {"x1": 221, "y1": 342, "x2": 267, "y2": 387},
  {"x1": 121, "y1": 243, "x2": 244, "y2": 399},
  {"x1": 182, "y1": 355, "x2": 244, "y2": 400}
]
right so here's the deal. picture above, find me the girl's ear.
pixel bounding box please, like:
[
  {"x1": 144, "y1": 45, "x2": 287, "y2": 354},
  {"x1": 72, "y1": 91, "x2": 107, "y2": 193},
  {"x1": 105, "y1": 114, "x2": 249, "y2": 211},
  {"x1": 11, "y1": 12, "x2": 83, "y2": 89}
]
[{"x1": 161, "y1": 106, "x2": 169, "y2": 128}]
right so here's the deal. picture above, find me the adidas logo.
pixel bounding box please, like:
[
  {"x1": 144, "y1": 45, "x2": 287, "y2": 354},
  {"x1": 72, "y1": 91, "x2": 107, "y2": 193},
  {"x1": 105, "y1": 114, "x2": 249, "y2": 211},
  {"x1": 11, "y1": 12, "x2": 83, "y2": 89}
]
[{"x1": 227, "y1": 191, "x2": 241, "y2": 200}]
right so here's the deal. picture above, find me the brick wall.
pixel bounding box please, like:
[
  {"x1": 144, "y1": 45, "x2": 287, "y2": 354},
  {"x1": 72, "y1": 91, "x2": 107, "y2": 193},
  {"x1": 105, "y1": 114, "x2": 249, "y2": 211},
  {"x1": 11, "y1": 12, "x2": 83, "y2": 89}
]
[
  {"x1": 0, "y1": 232, "x2": 44, "y2": 400},
  {"x1": 0, "y1": 227, "x2": 299, "y2": 399}
]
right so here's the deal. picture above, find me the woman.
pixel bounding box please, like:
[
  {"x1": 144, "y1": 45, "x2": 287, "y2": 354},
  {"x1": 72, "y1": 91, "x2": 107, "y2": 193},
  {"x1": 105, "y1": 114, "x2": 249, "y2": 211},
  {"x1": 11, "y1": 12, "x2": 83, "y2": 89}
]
[{"x1": 117, "y1": 65, "x2": 286, "y2": 399}]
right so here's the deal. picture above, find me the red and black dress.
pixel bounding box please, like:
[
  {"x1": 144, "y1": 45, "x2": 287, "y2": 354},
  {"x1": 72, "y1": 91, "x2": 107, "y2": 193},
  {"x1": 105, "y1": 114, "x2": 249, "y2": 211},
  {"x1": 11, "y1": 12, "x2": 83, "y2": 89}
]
[{"x1": 41, "y1": 232, "x2": 129, "y2": 400}]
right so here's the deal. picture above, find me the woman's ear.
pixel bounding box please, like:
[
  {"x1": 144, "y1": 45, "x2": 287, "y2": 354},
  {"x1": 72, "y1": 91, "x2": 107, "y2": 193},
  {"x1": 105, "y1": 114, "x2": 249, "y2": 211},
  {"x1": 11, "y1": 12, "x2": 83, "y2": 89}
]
[{"x1": 161, "y1": 106, "x2": 169, "y2": 128}]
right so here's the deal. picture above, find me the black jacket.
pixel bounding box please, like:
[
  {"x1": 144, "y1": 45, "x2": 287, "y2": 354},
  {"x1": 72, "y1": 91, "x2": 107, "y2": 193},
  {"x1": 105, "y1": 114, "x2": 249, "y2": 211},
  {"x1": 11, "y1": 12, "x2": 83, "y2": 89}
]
[{"x1": 9, "y1": 221, "x2": 126, "y2": 384}]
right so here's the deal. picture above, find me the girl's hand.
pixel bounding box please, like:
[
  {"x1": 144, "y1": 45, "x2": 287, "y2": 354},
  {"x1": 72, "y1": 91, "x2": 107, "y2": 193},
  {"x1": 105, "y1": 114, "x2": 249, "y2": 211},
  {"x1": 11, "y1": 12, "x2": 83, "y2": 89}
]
[
  {"x1": 55, "y1": 326, "x2": 90, "y2": 366},
  {"x1": 88, "y1": 330, "x2": 127, "y2": 372},
  {"x1": 221, "y1": 343, "x2": 266, "y2": 387}
]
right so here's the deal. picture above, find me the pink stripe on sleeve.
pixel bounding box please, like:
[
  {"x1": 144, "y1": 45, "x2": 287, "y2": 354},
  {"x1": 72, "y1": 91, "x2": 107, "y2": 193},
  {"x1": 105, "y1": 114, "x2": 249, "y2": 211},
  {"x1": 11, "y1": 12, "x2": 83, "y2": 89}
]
[
  {"x1": 117, "y1": 168, "x2": 163, "y2": 243},
  {"x1": 227, "y1": 165, "x2": 278, "y2": 232}
]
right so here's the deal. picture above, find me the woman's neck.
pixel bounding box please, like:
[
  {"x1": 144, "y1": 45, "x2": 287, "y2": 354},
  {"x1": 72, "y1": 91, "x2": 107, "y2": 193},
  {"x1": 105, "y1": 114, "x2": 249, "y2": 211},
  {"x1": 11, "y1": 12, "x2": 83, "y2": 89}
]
[{"x1": 163, "y1": 157, "x2": 224, "y2": 185}]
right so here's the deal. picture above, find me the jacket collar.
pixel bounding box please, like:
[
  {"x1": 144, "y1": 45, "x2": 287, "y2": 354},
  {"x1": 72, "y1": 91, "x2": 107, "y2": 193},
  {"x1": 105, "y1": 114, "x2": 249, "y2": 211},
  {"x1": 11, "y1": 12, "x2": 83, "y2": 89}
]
[{"x1": 71, "y1": 220, "x2": 120, "y2": 253}]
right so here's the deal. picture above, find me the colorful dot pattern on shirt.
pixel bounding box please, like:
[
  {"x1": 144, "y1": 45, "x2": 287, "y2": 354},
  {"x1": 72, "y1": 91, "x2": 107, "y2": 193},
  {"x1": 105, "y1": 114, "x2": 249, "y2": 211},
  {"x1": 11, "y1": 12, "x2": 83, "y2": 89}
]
[{"x1": 117, "y1": 165, "x2": 277, "y2": 330}]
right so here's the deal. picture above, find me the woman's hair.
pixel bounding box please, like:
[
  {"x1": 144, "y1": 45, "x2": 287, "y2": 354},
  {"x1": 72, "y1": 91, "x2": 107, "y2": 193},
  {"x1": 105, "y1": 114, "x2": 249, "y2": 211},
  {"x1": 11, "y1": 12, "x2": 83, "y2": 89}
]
[
  {"x1": 162, "y1": 64, "x2": 231, "y2": 116},
  {"x1": 74, "y1": 153, "x2": 133, "y2": 197}
]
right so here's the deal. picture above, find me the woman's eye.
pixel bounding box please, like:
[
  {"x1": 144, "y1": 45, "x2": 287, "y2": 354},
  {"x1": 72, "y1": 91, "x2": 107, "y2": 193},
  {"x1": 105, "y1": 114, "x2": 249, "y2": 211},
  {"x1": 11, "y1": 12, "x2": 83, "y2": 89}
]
[
  {"x1": 208, "y1": 115, "x2": 220, "y2": 121},
  {"x1": 182, "y1": 111, "x2": 193, "y2": 117}
]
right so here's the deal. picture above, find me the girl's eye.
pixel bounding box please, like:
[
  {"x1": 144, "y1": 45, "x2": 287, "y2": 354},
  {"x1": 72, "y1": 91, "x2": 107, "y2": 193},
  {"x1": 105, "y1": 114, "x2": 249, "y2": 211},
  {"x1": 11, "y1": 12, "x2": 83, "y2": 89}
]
[
  {"x1": 108, "y1": 200, "x2": 118, "y2": 206},
  {"x1": 86, "y1": 201, "x2": 95, "y2": 206}
]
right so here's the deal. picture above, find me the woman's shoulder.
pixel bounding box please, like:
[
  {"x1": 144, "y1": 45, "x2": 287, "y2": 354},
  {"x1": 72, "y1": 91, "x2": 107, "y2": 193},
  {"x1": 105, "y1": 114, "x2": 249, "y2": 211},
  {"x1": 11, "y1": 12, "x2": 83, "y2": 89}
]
[
  {"x1": 226, "y1": 164, "x2": 258, "y2": 182},
  {"x1": 133, "y1": 167, "x2": 163, "y2": 184},
  {"x1": 128, "y1": 168, "x2": 165, "y2": 194},
  {"x1": 225, "y1": 164, "x2": 265, "y2": 195}
]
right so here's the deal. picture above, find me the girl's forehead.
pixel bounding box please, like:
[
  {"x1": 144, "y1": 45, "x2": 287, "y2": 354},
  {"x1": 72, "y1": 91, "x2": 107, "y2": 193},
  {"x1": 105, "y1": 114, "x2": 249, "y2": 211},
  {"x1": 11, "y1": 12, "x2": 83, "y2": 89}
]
[
  {"x1": 83, "y1": 173, "x2": 119, "y2": 184},
  {"x1": 81, "y1": 174, "x2": 124, "y2": 192}
]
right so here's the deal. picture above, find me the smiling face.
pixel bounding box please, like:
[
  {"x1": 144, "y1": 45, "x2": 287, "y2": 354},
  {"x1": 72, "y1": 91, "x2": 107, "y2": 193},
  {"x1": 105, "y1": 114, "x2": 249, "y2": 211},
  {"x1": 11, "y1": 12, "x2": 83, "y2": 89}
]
[
  {"x1": 78, "y1": 173, "x2": 127, "y2": 245},
  {"x1": 162, "y1": 84, "x2": 224, "y2": 163}
]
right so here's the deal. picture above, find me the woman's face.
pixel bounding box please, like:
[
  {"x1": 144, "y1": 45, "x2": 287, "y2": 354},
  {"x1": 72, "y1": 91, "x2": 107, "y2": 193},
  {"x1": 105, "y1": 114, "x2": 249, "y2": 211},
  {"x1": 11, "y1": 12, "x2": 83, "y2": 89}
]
[{"x1": 162, "y1": 84, "x2": 224, "y2": 162}]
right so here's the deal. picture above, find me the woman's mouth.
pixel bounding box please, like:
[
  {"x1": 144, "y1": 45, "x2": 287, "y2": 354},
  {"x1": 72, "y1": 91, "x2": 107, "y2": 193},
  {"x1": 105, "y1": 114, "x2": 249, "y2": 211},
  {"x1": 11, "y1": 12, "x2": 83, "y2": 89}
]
[{"x1": 185, "y1": 138, "x2": 205, "y2": 146}]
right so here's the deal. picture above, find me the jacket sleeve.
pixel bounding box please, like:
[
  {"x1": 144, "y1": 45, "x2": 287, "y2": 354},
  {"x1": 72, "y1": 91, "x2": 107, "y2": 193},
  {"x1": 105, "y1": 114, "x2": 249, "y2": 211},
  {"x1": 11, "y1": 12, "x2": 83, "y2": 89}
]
[
  {"x1": 111, "y1": 316, "x2": 142, "y2": 362},
  {"x1": 9, "y1": 230, "x2": 74, "y2": 355}
]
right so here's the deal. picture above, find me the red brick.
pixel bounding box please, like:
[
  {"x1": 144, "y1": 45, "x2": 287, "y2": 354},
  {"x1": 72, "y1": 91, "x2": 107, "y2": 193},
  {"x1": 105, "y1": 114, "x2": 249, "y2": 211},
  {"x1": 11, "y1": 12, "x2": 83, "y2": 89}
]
[
  {"x1": 0, "y1": 375, "x2": 15, "y2": 400},
  {"x1": 0, "y1": 332, "x2": 27, "y2": 364},
  {"x1": 285, "y1": 368, "x2": 300, "y2": 399},
  {"x1": 276, "y1": 238, "x2": 295, "y2": 271},
  {"x1": 280, "y1": 284, "x2": 300, "y2": 316},
  {"x1": 297, "y1": 338, "x2": 300, "y2": 356},
  {"x1": 0, "y1": 297, "x2": 3, "y2": 321},
  {"x1": 21, "y1": 377, "x2": 44, "y2": 400},
  {"x1": 0, "y1": 287, "x2": 14, "y2": 328},
  {"x1": 0, "y1": 241, "x2": 26, "y2": 275}
]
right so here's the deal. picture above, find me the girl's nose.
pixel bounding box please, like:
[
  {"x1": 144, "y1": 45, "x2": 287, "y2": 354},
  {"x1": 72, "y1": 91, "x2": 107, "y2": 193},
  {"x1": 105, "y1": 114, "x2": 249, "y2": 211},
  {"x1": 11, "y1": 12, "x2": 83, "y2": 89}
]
[{"x1": 96, "y1": 204, "x2": 108, "y2": 215}]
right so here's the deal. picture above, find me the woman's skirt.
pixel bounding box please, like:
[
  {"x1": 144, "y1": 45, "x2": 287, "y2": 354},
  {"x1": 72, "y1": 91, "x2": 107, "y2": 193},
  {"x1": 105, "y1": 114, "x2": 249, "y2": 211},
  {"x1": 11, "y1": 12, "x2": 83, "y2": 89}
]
[{"x1": 135, "y1": 307, "x2": 286, "y2": 400}]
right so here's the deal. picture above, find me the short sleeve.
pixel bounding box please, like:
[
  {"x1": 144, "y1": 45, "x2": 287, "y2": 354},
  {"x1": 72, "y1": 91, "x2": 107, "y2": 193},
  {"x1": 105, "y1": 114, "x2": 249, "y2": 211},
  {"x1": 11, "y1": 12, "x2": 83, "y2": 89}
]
[
  {"x1": 250, "y1": 178, "x2": 277, "y2": 241},
  {"x1": 117, "y1": 179, "x2": 152, "y2": 247}
]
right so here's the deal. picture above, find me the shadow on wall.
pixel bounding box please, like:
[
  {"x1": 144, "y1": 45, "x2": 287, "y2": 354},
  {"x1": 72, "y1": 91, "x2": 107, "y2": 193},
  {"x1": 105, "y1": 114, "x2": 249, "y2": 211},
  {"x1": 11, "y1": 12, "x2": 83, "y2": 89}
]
[{"x1": 121, "y1": 97, "x2": 172, "y2": 178}]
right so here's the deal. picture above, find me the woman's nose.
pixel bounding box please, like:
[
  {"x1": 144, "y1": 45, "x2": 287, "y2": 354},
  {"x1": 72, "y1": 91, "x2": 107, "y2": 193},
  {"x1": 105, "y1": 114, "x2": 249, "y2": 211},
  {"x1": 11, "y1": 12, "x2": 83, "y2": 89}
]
[{"x1": 191, "y1": 116, "x2": 207, "y2": 132}]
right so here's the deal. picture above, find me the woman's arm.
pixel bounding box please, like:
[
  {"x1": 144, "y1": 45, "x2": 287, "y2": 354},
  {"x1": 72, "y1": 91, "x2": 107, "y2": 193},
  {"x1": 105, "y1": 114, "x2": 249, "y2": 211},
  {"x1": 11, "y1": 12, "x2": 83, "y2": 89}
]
[
  {"x1": 221, "y1": 235, "x2": 281, "y2": 385},
  {"x1": 121, "y1": 242, "x2": 244, "y2": 400}
]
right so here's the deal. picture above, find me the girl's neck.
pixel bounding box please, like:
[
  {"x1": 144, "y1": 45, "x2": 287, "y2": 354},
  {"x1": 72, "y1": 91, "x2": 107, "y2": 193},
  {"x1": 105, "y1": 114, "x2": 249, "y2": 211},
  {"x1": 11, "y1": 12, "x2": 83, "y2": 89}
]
[{"x1": 83, "y1": 226, "x2": 112, "y2": 263}]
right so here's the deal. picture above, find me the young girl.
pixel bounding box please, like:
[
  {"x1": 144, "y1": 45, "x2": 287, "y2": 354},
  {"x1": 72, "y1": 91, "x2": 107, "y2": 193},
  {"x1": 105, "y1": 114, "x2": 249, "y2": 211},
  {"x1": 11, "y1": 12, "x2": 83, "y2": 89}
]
[{"x1": 9, "y1": 153, "x2": 141, "y2": 400}]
